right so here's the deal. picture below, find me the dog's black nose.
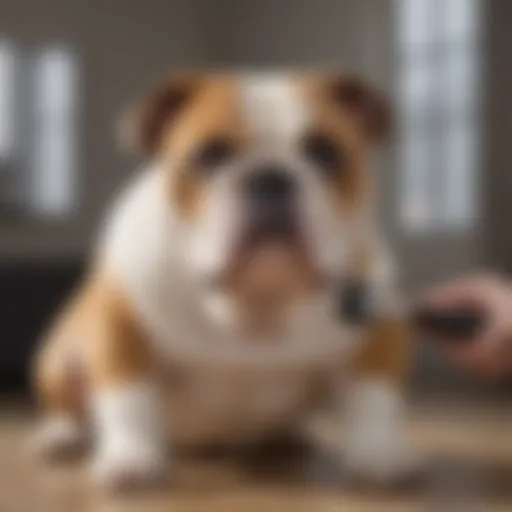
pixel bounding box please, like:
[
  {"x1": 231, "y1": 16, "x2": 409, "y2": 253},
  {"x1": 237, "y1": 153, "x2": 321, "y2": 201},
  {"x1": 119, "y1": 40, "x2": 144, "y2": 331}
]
[
  {"x1": 242, "y1": 167, "x2": 298, "y2": 239},
  {"x1": 244, "y1": 167, "x2": 296, "y2": 206}
]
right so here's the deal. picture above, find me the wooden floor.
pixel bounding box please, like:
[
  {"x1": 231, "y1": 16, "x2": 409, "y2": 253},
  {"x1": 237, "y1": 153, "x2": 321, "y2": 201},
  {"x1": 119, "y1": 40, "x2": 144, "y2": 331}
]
[{"x1": 1, "y1": 403, "x2": 511, "y2": 512}]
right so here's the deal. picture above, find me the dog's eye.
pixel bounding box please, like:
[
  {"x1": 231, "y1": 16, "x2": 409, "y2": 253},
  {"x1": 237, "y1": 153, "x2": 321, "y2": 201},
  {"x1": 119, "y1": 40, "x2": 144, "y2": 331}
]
[
  {"x1": 303, "y1": 134, "x2": 343, "y2": 177},
  {"x1": 194, "y1": 138, "x2": 235, "y2": 172}
]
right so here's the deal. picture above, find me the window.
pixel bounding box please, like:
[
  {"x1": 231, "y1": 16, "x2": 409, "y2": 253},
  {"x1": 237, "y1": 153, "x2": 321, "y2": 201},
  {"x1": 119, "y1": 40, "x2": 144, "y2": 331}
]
[
  {"x1": 0, "y1": 41, "x2": 15, "y2": 160},
  {"x1": 397, "y1": 0, "x2": 481, "y2": 231},
  {"x1": 0, "y1": 41, "x2": 78, "y2": 219},
  {"x1": 0, "y1": 40, "x2": 17, "y2": 212},
  {"x1": 31, "y1": 47, "x2": 78, "y2": 217}
]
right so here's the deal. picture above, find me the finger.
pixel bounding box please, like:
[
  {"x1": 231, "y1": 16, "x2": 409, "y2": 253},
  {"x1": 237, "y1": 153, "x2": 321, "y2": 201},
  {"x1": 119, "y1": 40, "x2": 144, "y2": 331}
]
[
  {"x1": 421, "y1": 280, "x2": 488, "y2": 309},
  {"x1": 477, "y1": 322, "x2": 509, "y2": 354},
  {"x1": 467, "y1": 330, "x2": 508, "y2": 377},
  {"x1": 422, "y1": 273, "x2": 503, "y2": 303},
  {"x1": 445, "y1": 346, "x2": 501, "y2": 378},
  {"x1": 492, "y1": 335, "x2": 512, "y2": 375},
  {"x1": 505, "y1": 350, "x2": 512, "y2": 374},
  {"x1": 473, "y1": 360, "x2": 502, "y2": 379},
  {"x1": 443, "y1": 344, "x2": 485, "y2": 368}
]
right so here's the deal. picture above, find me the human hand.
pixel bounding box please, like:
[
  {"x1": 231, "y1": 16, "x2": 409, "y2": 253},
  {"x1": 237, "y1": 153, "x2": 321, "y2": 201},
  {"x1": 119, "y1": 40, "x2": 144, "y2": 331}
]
[{"x1": 422, "y1": 274, "x2": 512, "y2": 377}]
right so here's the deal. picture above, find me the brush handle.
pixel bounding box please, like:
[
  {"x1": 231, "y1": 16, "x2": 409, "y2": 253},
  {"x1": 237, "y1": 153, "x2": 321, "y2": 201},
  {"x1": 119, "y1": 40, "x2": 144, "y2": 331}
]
[{"x1": 412, "y1": 306, "x2": 486, "y2": 343}]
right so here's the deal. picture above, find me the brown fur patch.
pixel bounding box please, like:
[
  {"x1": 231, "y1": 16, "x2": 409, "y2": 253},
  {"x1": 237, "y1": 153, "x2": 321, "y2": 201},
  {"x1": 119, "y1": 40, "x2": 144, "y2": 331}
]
[
  {"x1": 301, "y1": 74, "x2": 375, "y2": 213},
  {"x1": 122, "y1": 73, "x2": 205, "y2": 155},
  {"x1": 85, "y1": 277, "x2": 154, "y2": 391},
  {"x1": 351, "y1": 316, "x2": 411, "y2": 387},
  {"x1": 162, "y1": 76, "x2": 246, "y2": 219},
  {"x1": 34, "y1": 273, "x2": 154, "y2": 419}
]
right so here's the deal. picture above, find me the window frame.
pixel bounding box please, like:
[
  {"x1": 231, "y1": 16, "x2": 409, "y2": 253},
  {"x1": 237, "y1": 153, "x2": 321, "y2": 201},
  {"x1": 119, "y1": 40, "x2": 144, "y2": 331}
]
[{"x1": 397, "y1": 0, "x2": 481, "y2": 234}]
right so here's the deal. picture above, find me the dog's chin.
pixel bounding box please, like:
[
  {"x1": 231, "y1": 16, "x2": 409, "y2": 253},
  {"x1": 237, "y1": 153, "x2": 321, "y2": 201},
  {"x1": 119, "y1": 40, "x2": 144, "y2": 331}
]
[
  {"x1": 194, "y1": 226, "x2": 334, "y2": 337},
  {"x1": 214, "y1": 229, "x2": 324, "y2": 303}
]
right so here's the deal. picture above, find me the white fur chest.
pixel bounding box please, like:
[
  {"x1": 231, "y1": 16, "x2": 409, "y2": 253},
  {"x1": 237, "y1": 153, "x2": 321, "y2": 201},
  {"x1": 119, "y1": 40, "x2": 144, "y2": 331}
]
[
  {"x1": 160, "y1": 357, "x2": 332, "y2": 447},
  {"x1": 153, "y1": 295, "x2": 356, "y2": 446}
]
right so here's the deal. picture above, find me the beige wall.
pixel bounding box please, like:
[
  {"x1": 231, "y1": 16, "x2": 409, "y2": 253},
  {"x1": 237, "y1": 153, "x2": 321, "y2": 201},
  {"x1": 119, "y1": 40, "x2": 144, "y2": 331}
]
[{"x1": 484, "y1": 0, "x2": 512, "y2": 273}]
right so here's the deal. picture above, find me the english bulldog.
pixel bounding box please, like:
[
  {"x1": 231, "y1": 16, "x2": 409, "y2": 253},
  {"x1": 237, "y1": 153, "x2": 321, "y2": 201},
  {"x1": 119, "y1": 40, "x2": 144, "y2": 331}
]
[{"x1": 31, "y1": 71, "x2": 416, "y2": 491}]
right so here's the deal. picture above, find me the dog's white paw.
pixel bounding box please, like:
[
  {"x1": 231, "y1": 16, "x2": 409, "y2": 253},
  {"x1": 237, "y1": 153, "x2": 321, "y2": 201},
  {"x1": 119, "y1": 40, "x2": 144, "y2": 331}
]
[
  {"x1": 343, "y1": 379, "x2": 422, "y2": 485},
  {"x1": 91, "y1": 442, "x2": 167, "y2": 492},
  {"x1": 344, "y1": 430, "x2": 421, "y2": 485},
  {"x1": 29, "y1": 416, "x2": 85, "y2": 461}
]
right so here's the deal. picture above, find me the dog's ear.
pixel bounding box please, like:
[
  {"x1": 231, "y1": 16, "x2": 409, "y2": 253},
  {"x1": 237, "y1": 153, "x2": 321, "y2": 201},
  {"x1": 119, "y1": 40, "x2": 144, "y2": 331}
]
[
  {"x1": 120, "y1": 74, "x2": 202, "y2": 155},
  {"x1": 330, "y1": 75, "x2": 392, "y2": 143}
]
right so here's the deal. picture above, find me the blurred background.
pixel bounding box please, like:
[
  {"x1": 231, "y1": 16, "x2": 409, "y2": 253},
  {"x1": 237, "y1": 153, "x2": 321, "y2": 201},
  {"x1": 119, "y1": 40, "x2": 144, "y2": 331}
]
[{"x1": 0, "y1": 0, "x2": 509, "y2": 401}]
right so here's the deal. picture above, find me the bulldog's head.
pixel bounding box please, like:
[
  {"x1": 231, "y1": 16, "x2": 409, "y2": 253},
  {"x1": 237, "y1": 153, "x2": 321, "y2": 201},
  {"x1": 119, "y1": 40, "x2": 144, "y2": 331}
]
[{"x1": 124, "y1": 72, "x2": 391, "y2": 332}]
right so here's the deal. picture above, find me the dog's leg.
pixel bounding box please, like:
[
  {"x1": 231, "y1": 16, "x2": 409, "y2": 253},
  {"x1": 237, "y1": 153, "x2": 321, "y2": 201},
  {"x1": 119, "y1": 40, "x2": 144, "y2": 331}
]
[
  {"x1": 341, "y1": 316, "x2": 419, "y2": 484},
  {"x1": 30, "y1": 291, "x2": 89, "y2": 460},
  {"x1": 86, "y1": 279, "x2": 167, "y2": 491}
]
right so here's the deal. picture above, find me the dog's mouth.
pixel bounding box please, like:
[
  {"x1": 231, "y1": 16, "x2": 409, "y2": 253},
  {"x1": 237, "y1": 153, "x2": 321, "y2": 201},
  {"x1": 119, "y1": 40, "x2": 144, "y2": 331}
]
[
  {"x1": 238, "y1": 205, "x2": 302, "y2": 255},
  {"x1": 211, "y1": 209, "x2": 323, "y2": 298}
]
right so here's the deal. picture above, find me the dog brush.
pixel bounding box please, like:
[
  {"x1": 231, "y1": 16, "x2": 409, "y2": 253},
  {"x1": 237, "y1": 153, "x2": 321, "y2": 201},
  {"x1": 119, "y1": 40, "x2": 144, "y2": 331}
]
[
  {"x1": 336, "y1": 280, "x2": 486, "y2": 344},
  {"x1": 410, "y1": 304, "x2": 486, "y2": 344}
]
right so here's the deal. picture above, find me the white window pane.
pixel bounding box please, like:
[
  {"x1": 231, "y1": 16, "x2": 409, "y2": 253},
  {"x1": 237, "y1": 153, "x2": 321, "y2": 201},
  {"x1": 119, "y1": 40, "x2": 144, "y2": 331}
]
[
  {"x1": 32, "y1": 47, "x2": 78, "y2": 217},
  {"x1": 442, "y1": 124, "x2": 477, "y2": 225},
  {"x1": 441, "y1": 51, "x2": 477, "y2": 114},
  {"x1": 397, "y1": 0, "x2": 435, "y2": 51},
  {"x1": 400, "y1": 63, "x2": 436, "y2": 116},
  {"x1": 439, "y1": 0, "x2": 479, "y2": 42},
  {"x1": 0, "y1": 41, "x2": 15, "y2": 159},
  {"x1": 397, "y1": 0, "x2": 480, "y2": 232},
  {"x1": 400, "y1": 133, "x2": 434, "y2": 230}
]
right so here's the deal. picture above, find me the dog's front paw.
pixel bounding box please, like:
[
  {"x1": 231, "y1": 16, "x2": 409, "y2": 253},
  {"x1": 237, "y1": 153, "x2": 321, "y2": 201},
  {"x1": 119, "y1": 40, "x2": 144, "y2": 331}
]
[
  {"x1": 343, "y1": 380, "x2": 423, "y2": 486},
  {"x1": 91, "y1": 442, "x2": 168, "y2": 493},
  {"x1": 344, "y1": 430, "x2": 421, "y2": 485}
]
